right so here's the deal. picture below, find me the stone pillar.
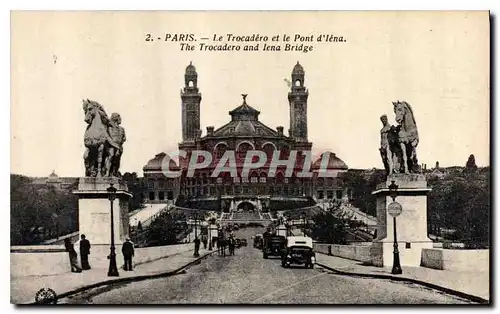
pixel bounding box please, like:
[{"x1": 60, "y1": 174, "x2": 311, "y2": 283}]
[
  {"x1": 370, "y1": 174, "x2": 433, "y2": 267},
  {"x1": 73, "y1": 177, "x2": 133, "y2": 245}
]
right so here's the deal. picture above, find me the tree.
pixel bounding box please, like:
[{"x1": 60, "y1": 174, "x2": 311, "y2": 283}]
[
  {"x1": 311, "y1": 212, "x2": 347, "y2": 244},
  {"x1": 146, "y1": 213, "x2": 179, "y2": 246},
  {"x1": 10, "y1": 174, "x2": 78, "y2": 245},
  {"x1": 463, "y1": 154, "x2": 478, "y2": 174},
  {"x1": 122, "y1": 172, "x2": 145, "y2": 212},
  {"x1": 427, "y1": 169, "x2": 490, "y2": 247},
  {"x1": 338, "y1": 170, "x2": 385, "y2": 217}
]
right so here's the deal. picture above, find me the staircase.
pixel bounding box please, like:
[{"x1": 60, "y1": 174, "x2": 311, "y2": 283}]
[
  {"x1": 129, "y1": 203, "x2": 171, "y2": 227},
  {"x1": 232, "y1": 211, "x2": 261, "y2": 221}
]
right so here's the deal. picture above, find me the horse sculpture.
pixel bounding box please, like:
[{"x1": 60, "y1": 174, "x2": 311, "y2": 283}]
[
  {"x1": 82, "y1": 99, "x2": 125, "y2": 177},
  {"x1": 393, "y1": 101, "x2": 419, "y2": 173},
  {"x1": 380, "y1": 101, "x2": 420, "y2": 174}
]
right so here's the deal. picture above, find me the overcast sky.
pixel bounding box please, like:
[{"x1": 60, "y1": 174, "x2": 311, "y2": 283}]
[{"x1": 11, "y1": 11, "x2": 489, "y2": 177}]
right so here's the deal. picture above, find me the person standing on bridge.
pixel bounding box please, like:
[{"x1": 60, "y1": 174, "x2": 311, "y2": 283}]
[
  {"x1": 122, "y1": 238, "x2": 135, "y2": 271},
  {"x1": 201, "y1": 233, "x2": 208, "y2": 249},
  {"x1": 194, "y1": 237, "x2": 201, "y2": 257},
  {"x1": 79, "y1": 234, "x2": 91, "y2": 270},
  {"x1": 64, "y1": 238, "x2": 82, "y2": 273}
]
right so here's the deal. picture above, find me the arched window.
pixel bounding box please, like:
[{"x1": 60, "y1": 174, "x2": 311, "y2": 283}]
[
  {"x1": 280, "y1": 145, "x2": 291, "y2": 159},
  {"x1": 223, "y1": 172, "x2": 232, "y2": 184},
  {"x1": 250, "y1": 171, "x2": 259, "y2": 183},
  {"x1": 259, "y1": 172, "x2": 267, "y2": 183},
  {"x1": 237, "y1": 142, "x2": 253, "y2": 159},
  {"x1": 215, "y1": 143, "x2": 227, "y2": 159},
  {"x1": 276, "y1": 172, "x2": 285, "y2": 184},
  {"x1": 262, "y1": 143, "x2": 276, "y2": 161},
  {"x1": 188, "y1": 80, "x2": 194, "y2": 87},
  {"x1": 295, "y1": 80, "x2": 301, "y2": 87}
]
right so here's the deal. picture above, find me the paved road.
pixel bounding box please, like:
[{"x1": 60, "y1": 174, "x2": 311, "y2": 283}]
[{"x1": 64, "y1": 228, "x2": 473, "y2": 304}]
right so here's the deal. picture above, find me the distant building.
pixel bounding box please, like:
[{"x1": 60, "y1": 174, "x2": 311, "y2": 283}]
[
  {"x1": 426, "y1": 161, "x2": 446, "y2": 180},
  {"x1": 31, "y1": 170, "x2": 78, "y2": 190}
]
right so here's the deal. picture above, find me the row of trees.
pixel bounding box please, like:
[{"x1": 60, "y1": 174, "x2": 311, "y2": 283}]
[
  {"x1": 122, "y1": 172, "x2": 146, "y2": 212},
  {"x1": 11, "y1": 174, "x2": 78, "y2": 245},
  {"x1": 327, "y1": 161, "x2": 490, "y2": 247},
  {"x1": 427, "y1": 169, "x2": 490, "y2": 247}
]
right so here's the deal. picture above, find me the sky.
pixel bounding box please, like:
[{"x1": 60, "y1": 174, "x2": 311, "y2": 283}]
[{"x1": 10, "y1": 11, "x2": 490, "y2": 177}]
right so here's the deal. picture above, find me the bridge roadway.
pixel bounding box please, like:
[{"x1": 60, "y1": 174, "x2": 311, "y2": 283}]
[{"x1": 64, "y1": 228, "x2": 471, "y2": 304}]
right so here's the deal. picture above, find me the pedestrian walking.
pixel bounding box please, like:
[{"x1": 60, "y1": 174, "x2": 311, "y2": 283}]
[
  {"x1": 201, "y1": 233, "x2": 207, "y2": 249},
  {"x1": 122, "y1": 238, "x2": 135, "y2": 271},
  {"x1": 194, "y1": 237, "x2": 201, "y2": 257},
  {"x1": 79, "y1": 234, "x2": 91, "y2": 270},
  {"x1": 64, "y1": 238, "x2": 82, "y2": 273}
]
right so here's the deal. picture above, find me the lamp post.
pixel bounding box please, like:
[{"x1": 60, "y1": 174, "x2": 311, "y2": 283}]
[
  {"x1": 388, "y1": 180, "x2": 403, "y2": 275},
  {"x1": 107, "y1": 184, "x2": 119, "y2": 277},
  {"x1": 301, "y1": 214, "x2": 306, "y2": 236},
  {"x1": 208, "y1": 219, "x2": 213, "y2": 251},
  {"x1": 193, "y1": 212, "x2": 200, "y2": 257}
]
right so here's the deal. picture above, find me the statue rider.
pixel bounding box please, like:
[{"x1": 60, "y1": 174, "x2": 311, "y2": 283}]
[{"x1": 106, "y1": 113, "x2": 126, "y2": 177}]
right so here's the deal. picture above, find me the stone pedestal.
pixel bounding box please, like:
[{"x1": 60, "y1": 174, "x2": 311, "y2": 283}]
[
  {"x1": 370, "y1": 174, "x2": 433, "y2": 267},
  {"x1": 73, "y1": 177, "x2": 133, "y2": 245}
]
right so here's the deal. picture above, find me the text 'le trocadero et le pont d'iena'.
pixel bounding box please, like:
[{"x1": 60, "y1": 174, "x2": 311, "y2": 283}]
[{"x1": 145, "y1": 33, "x2": 347, "y2": 53}]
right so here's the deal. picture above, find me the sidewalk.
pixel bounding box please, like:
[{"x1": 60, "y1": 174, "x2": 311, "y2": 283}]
[
  {"x1": 315, "y1": 253, "x2": 489, "y2": 303},
  {"x1": 11, "y1": 246, "x2": 213, "y2": 304}
]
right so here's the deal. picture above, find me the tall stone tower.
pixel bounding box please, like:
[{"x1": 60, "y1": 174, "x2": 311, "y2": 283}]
[
  {"x1": 181, "y1": 62, "x2": 202, "y2": 144},
  {"x1": 288, "y1": 62, "x2": 309, "y2": 142}
]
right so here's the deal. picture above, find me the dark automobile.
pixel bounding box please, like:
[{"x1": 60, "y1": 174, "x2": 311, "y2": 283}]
[
  {"x1": 263, "y1": 235, "x2": 286, "y2": 259},
  {"x1": 281, "y1": 236, "x2": 316, "y2": 269},
  {"x1": 253, "y1": 234, "x2": 263, "y2": 249},
  {"x1": 240, "y1": 239, "x2": 248, "y2": 247}
]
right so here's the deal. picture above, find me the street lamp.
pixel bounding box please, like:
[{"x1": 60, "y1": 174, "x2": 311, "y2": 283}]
[
  {"x1": 301, "y1": 214, "x2": 306, "y2": 236},
  {"x1": 388, "y1": 180, "x2": 403, "y2": 275},
  {"x1": 107, "y1": 183, "x2": 119, "y2": 277},
  {"x1": 208, "y1": 218, "x2": 214, "y2": 251},
  {"x1": 193, "y1": 212, "x2": 200, "y2": 257}
]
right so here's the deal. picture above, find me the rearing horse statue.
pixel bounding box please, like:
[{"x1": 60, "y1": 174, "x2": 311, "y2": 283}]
[
  {"x1": 83, "y1": 99, "x2": 120, "y2": 177},
  {"x1": 392, "y1": 101, "x2": 420, "y2": 174}
]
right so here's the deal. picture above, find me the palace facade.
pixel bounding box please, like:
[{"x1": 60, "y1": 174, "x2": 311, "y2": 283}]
[{"x1": 142, "y1": 62, "x2": 351, "y2": 211}]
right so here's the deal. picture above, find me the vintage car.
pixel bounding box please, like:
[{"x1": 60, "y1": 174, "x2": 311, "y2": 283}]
[
  {"x1": 253, "y1": 234, "x2": 263, "y2": 249},
  {"x1": 240, "y1": 239, "x2": 248, "y2": 247},
  {"x1": 263, "y1": 235, "x2": 286, "y2": 259},
  {"x1": 281, "y1": 236, "x2": 316, "y2": 269}
]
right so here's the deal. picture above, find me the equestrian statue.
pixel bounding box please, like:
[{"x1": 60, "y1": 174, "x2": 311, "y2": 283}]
[
  {"x1": 380, "y1": 101, "x2": 420, "y2": 175},
  {"x1": 82, "y1": 99, "x2": 126, "y2": 177}
]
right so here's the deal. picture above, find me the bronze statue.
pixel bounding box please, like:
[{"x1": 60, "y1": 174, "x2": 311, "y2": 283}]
[
  {"x1": 393, "y1": 100, "x2": 419, "y2": 173},
  {"x1": 380, "y1": 101, "x2": 420, "y2": 175},
  {"x1": 82, "y1": 99, "x2": 124, "y2": 177},
  {"x1": 105, "y1": 113, "x2": 126, "y2": 177},
  {"x1": 379, "y1": 114, "x2": 394, "y2": 175}
]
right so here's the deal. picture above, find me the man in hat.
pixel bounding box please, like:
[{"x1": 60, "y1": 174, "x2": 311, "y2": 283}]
[
  {"x1": 79, "y1": 234, "x2": 91, "y2": 270},
  {"x1": 121, "y1": 238, "x2": 135, "y2": 271}
]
